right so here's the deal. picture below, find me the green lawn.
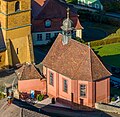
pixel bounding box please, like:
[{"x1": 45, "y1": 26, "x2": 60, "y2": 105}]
[{"x1": 92, "y1": 43, "x2": 120, "y2": 67}]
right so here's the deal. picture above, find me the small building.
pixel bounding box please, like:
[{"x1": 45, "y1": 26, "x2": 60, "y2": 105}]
[
  {"x1": 32, "y1": 0, "x2": 83, "y2": 45},
  {"x1": 77, "y1": 0, "x2": 103, "y2": 10},
  {"x1": 17, "y1": 63, "x2": 46, "y2": 98},
  {"x1": 42, "y1": 9, "x2": 111, "y2": 108}
]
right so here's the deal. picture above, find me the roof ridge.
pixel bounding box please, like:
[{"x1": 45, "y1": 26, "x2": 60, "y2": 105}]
[
  {"x1": 89, "y1": 47, "x2": 94, "y2": 81},
  {"x1": 20, "y1": 64, "x2": 26, "y2": 80},
  {"x1": 36, "y1": 0, "x2": 50, "y2": 19},
  {"x1": 90, "y1": 49, "x2": 112, "y2": 81}
]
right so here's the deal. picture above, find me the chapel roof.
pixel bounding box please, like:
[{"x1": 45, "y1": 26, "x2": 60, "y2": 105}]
[{"x1": 42, "y1": 34, "x2": 111, "y2": 81}]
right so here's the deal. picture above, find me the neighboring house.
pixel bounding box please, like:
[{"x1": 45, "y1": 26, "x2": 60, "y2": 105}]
[
  {"x1": 42, "y1": 11, "x2": 111, "y2": 108},
  {"x1": 17, "y1": 63, "x2": 46, "y2": 97},
  {"x1": 77, "y1": 0, "x2": 103, "y2": 10},
  {"x1": 32, "y1": 0, "x2": 83, "y2": 45}
]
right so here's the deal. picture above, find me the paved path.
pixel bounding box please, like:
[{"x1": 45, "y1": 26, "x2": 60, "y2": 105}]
[{"x1": 1, "y1": 98, "x2": 120, "y2": 117}]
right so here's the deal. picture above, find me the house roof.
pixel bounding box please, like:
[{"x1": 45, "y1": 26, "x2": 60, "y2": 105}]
[
  {"x1": 32, "y1": 0, "x2": 77, "y2": 19},
  {"x1": 0, "y1": 29, "x2": 6, "y2": 52},
  {"x1": 32, "y1": 0, "x2": 83, "y2": 32},
  {"x1": 16, "y1": 63, "x2": 42, "y2": 80},
  {"x1": 42, "y1": 34, "x2": 111, "y2": 81}
]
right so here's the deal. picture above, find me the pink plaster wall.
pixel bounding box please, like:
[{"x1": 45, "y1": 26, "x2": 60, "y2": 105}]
[
  {"x1": 18, "y1": 79, "x2": 46, "y2": 94},
  {"x1": 77, "y1": 80, "x2": 89, "y2": 106},
  {"x1": 43, "y1": 66, "x2": 110, "y2": 108},
  {"x1": 58, "y1": 74, "x2": 72, "y2": 101},
  {"x1": 96, "y1": 78, "x2": 110, "y2": 103},
  {"x1": 47, "y1": 68, "x2": 57, "y2": 97}
]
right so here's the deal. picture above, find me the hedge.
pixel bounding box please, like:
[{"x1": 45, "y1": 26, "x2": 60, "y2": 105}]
[{"x1": 88, "y1": 37, "x2": 120, "y2": 47}]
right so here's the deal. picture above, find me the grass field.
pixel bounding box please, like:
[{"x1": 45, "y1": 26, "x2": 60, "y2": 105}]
[{"x1": 93, "y1": 43, "x2": 120, "y2": 67}]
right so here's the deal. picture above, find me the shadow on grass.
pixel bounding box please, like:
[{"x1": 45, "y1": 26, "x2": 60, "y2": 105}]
[{"x1": 102, "y1": 54, "x2": 120, "y2": 68}]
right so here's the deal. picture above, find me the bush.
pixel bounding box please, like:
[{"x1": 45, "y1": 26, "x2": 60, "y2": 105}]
[
  {"x1": 0, "y1": 92, "x2": 5, "y2": 100},
  {"x1": 111, "y1": 97, "x2": 116, "y2": 102},
  {"x1": 36, "y1": 94, "x2": 44, "y2": 101}
]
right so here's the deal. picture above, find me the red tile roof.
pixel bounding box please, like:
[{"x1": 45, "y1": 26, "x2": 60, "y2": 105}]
[
  {"x1": 16, "y1": 63, "x2": 42, "y2": 80},
  {"x1": 42, "y1": 34, "x2": 111, "y2": 81},
  {"x1": 32, "y1": 0, "x2": 83, "y2": 32}
]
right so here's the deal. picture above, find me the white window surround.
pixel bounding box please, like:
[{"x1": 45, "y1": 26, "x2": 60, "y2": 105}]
[
  {"x1": 88, "y1": 1, "x2": 92, "y2": 7},
  {"x1": 32, "y1": 31, "x2": 61, "y2": 45},
  {"x1": 37, "y1": 34, "x2": 42, "y2": 41},
  {"x1": 95, "y1": 3, "x2": 99, "y2": 9}
]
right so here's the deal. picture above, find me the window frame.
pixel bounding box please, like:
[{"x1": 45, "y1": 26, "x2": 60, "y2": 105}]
[
  {"x1": 88, "y1": 1, "x2": 92, "y2": 7},
  {"x1": 37, "y1": 34, "x2": 42, "y2": 41},
  {"x1": 63, "y1": 79, "x2": 68, "y2": 93},
  {"x1": 15, "y1": 1, "x2": 20, "y2": 12},
  {"x1": 17, "y1": 48, "x2": 19, "y2": 54},
  {"x1": 80, "y1": 84, "x2": 87, "y2": 97},
  {"x1": 46, "y1": 33, "x2": 51, "y2": 40},
  {"x1": 49, "y1": 72, "x2": 54, "y2": 86},
  {"x1": 45, "y1": 19, "x2": 51, "y2": 28},
  {"x1": 95, "y1": 3, "x2": 99, "y2": 9}
]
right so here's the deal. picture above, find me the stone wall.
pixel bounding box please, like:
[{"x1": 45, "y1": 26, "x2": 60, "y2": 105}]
[{"x1": 95, "y1": 103, "x2": 120, "y2": 114}]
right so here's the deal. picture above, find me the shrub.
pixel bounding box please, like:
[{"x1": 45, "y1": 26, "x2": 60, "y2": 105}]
[
  {"x1": 36, "y1": 94, "x2": 44, "y2": 101},
  {"x1": 111, "y1": 97, "x2": 116, "y2": 102},
  {"x1": 0, "y1": 92, "x2": 5, "y2": 100}
]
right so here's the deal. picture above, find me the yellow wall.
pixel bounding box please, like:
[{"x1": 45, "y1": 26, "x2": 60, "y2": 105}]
[
  {"x1": 0, "y1": 0, "x2": 34, "y2": 67},
  {"x1": 0, "y1": 51, "x2": 6, "y2": 68}
]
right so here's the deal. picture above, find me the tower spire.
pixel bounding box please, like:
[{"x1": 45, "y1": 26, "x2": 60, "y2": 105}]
[
  {"x1": 67, "y1": 8, "x2": 70, "y2": 19},
  {"x1": 61, "y1": 8, "x2": 74, "y2": 45}
]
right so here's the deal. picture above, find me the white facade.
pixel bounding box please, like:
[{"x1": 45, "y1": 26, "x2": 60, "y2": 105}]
[
  {"x1": 32, "y1": 31, "x2": 61, "y2": 45},
  {"x1": 77, "y1": 0, "x2": 103, "y2": 10}
]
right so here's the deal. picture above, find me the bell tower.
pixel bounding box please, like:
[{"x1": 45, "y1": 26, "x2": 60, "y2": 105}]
[
  {"x1": 61, "y1": 8, "x2": 74, "y2": 45},
  {"x1": 0, "y1": 0, "x2": 34, "y2": 67}
]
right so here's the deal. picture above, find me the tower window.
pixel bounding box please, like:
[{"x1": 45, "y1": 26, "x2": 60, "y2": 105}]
[
  {"x1": 17, "y1": 48, "x2": 19, "y2": 54},
  {"x1": 0, "y1": 56, "x2": 2, "y2": 62},
  {"x1": 15, "y1": 1, "x2": 20, "y2": 12}
]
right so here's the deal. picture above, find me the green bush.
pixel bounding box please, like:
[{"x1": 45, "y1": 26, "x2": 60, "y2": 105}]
[
  {"x1": 36, "y1": 94, "x2": 44, "y2": 101},
  {"x1": 0, "y1": 92, "x2": 5, "y2": 100},
  {"x1": 111, "y1": 97, "x2": 116, "y2": 102}
]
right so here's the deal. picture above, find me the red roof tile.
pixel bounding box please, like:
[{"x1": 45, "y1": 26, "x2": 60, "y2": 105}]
[
  {"x1": 42, "y1": 34, "x2": 111, "y2": 81},
  {"x1": 16, "y1": 63, "x2": 42, "y2": 80}
]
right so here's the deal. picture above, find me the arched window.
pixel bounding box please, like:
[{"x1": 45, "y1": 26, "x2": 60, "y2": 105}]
[
  {"x1": 45, "y1": 20, "x2": 51, "y2": 28},
  {"x1": 15, "y1": 1, "x2": 20, "y2": 12}
]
